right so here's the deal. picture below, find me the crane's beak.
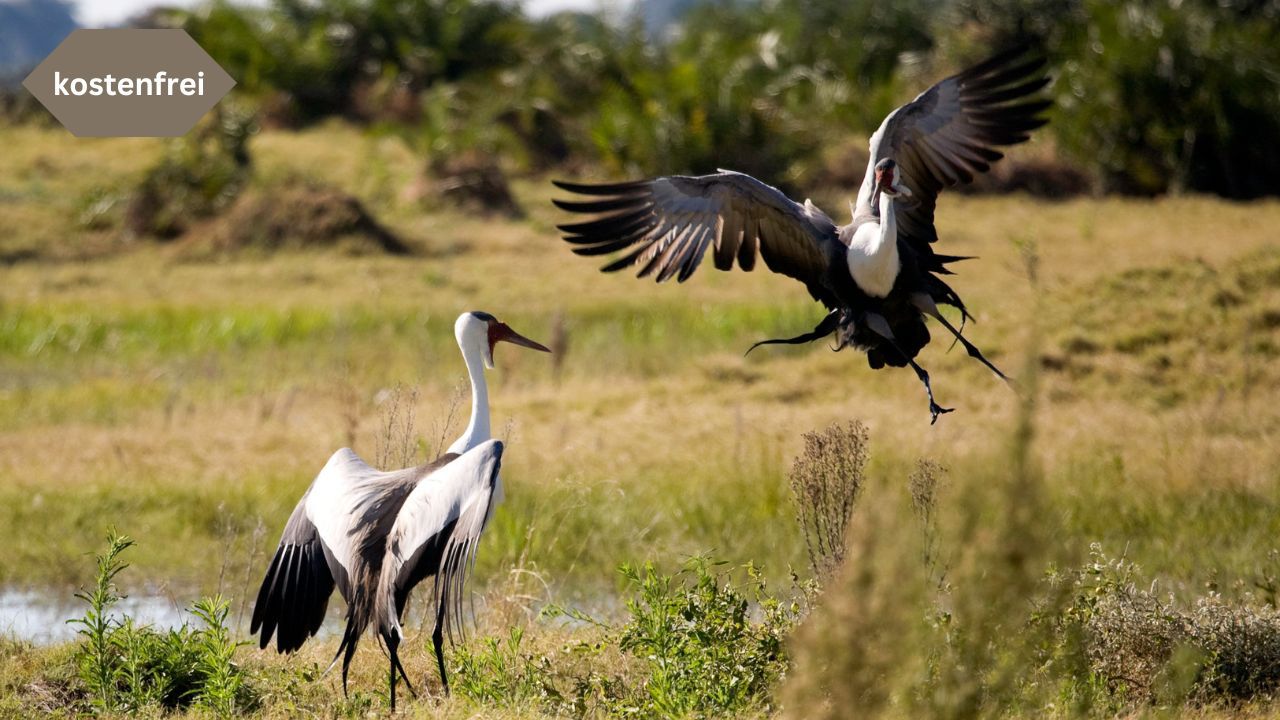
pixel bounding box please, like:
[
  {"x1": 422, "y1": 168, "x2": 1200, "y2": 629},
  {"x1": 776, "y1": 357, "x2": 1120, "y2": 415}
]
[
  {"x1": 488, "y1": 322, "x2": 552, "y2": 365},
  {"x1": 876, "y1": 168, "x2": 913, "y2": 199}
]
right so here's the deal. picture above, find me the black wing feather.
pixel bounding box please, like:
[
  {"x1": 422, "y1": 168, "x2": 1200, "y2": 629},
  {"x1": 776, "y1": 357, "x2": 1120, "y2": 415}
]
[
  {"x1": 554, "y1": 171, "x2": 842, "y2": 307},
  {"x1": 867, "y1": 45, "x2": 1053, "y2": 258},
  {"x1": 250, "y1": 500, "x2": 337, "y2": 653}
]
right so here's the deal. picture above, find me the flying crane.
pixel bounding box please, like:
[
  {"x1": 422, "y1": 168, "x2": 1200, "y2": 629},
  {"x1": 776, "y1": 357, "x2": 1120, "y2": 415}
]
[{"x1": 554, "y1": 46, "x2": 1050, "y2": 422}]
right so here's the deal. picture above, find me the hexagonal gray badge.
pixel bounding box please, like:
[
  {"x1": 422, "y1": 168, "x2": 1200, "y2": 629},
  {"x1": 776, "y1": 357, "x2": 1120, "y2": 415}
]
[{"x1": 22, "y1": 29, "x2": 236, "y2": 137}]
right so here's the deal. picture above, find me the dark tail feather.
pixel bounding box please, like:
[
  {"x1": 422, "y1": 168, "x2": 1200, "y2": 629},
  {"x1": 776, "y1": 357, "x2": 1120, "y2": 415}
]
[
  {"x1": 912, "y1": 293, "x2": 1011, "y2": 384},
  {"x1": 928, "y1": 274, "x2": 973, "y2": 323},
  {"x1": 745, "y1": 310, "x2": 841, "y2": 356},
  {"x1": 327, "y1": 615, "x2": 361, "y2": 698},
  {"x1": 930, "y1": 253, "x2": 975, "y2": 275}
]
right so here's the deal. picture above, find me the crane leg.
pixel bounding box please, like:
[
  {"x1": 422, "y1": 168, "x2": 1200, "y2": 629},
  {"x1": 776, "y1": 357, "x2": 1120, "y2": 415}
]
[
  {"x1": 383, "y1": 630, "x2": 417, "y2": 710},
  {"x1": 433, "y1": 599, "x2": 450, "y2": 696},
  {"x1": 907, "y1": 358, "x2": 954, "y2": 425},
  {"x1": 865, "y1": 312, "x2": 954, "y2": 424},
  {"x1": 912, "y1": 294, "x2": 1012, "y2": 384},
  {"x1": 393, "y1": 647, "x2": 418, "y2": 699}
]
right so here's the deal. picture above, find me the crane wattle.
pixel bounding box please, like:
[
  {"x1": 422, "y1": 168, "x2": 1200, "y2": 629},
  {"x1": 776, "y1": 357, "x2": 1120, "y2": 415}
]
[{"x1": 486, "y1": 322, "x2": 501, "y2": 359}]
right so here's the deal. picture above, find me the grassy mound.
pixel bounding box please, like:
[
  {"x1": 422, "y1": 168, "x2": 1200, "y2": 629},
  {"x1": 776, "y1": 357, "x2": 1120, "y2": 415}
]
[
  {"x1": 1042, "y1": 246, "x2": 1280, "y2": 406},
  {"x1": 191, "y1": 181, "x2": 410, "y2": 256}
]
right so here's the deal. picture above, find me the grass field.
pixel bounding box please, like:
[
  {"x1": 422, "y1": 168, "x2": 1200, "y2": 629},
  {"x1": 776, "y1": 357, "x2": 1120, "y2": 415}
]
[{"x1": 2, "y1": 121, "x2": 1280, "y2": 717}]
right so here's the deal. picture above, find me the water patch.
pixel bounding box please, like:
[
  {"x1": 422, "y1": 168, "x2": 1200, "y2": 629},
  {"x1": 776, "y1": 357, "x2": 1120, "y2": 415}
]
[
  {"x1": 0, "y1": 588, "x2": 190, "y2": 644},
  {"x1": 0, "y1": 585, "x2": 620, "y2": 646}
]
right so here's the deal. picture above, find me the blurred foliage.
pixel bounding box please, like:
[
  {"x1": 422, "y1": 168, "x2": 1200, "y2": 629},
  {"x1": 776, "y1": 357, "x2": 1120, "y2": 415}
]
[
  {"x1": 1055, "y1": 0, "x2": 1280, "y2": 197},
  {"x1": 123, "y1": 104, "x2": 255, "y2": 239},
  {"x1": 946, "y1": 0, "x2": 1280, "y2": 197},
  {"x1": 185, "y1": 0, "x2": 524, "y2": 124},
  {"x1": 168, "y1": 0, "x2": 1280, "y2": 197}
]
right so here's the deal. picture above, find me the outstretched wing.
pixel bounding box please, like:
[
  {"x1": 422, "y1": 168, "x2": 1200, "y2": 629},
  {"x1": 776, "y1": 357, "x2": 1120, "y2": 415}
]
[
  {"x1": 250, "y1": 495, "x2": 336, "y2": 653},
  {"x1": 376, "y1": 439, "x2": 504, "y2": 643},
  {"x1": 856, "y1": 45, "x2": 1052, "y2": 249},
  {"x1": 554, "y1": 171, "x2": 843, "y2": 307}
]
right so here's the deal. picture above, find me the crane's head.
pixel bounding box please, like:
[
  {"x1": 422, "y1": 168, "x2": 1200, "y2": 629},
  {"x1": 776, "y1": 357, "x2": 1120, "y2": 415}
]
[
  {"x1": 874, "y1": 158, "x2": 912, "y2": 198},
  {"x1": 455, "y1": 311, "x2": 551, "y2": 369}
]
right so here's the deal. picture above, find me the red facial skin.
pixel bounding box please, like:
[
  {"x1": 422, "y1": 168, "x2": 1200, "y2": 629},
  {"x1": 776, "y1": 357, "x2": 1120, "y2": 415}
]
[{"x1": 875, "y1": 166, "x2": 894, "y2": 190}]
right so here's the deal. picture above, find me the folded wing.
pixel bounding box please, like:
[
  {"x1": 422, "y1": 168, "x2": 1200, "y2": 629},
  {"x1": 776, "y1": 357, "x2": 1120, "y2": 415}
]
[{"x1": 376, "y1": 439, "x2": 505, "y2": 643}]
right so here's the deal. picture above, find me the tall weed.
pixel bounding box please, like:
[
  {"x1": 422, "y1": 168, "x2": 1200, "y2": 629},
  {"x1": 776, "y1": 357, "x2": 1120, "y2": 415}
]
[
  {"x1": 68, "y1": 532, "x2": 254, "y2": 716},
  {"x1": 788, "y1": 421, "x2": 868, "y2": 580},
  {"x1": 69, "y1": 529, "x2": 133, "y2": 712}
]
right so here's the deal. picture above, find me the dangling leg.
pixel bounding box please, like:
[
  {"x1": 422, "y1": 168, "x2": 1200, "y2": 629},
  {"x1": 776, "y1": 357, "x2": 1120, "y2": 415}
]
[
  {"x1": 912, "y1": 294, "x2": 1011, "y2": 384},
  {"x1": 865, "y1": 312, "x2": 954, "y2": 424},
  {"x1": 907, "y1": 357, "x2": 954, "y2": 425},
  {"x1": 433, "y1": 595, "x2": 450, "y2": 696}
]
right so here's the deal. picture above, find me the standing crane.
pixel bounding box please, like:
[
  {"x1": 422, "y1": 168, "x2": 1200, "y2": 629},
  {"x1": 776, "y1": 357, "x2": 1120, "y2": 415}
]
[
  {"x1": 250, "y1": 311, "x2": 550, "y2": 709},
  {"x1": 553, "y1": 46, "x2": 1050, "y2": 422}
]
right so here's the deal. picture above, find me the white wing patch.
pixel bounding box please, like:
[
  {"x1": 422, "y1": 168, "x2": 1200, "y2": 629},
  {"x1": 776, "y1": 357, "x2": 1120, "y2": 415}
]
[{"x1": 304, "y1": 448, "x2": 403, "y2": 581}]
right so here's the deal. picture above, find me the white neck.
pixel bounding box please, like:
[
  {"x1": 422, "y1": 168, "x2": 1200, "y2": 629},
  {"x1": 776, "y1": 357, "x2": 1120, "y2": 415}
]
[
  {"x1": 875, "y1": 191, "x2": 898, "y2": 255},
  {"x1": 447, "y1": 342, "x2": 490, "y2": 454},
  {"x1": 845, "y1": 191, "x2": 901, "y2": 298}
]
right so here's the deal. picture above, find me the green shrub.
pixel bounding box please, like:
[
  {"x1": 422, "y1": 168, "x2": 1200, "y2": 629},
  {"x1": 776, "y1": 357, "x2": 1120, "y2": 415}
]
[
  {"x1": 614, "y1": 558, "x2": 794, "y2": 718},
  {"x1": 453, "y1": 627, "x2": 562, "y2": 708},
  {"x1": 68, "y1": 531, "x2": 254, "y2": 716},
  {"x1": 70, "y1": 530, "x2": 133, "y2": 713},
  {"x1": 123, "y1": 106, "x2": 255, "y2": 239},
  {"x1": 455, "y1": 557, "x2": 799, "y2": 718}
]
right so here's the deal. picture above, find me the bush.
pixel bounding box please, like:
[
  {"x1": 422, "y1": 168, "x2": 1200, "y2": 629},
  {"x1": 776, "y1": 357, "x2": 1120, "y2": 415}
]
[
  {"x1": 184, "y1": 0, "x2": 526, "y2": 124},
  {"x1": 69, "y1": 530, "x2": 254, "y2": 716},
  {"x1": 123, "y1": 106, "x2": 254, "y2": 239},
  {"x1": 1053, "y1": 0, "x2": 1280, "y2": 198},
  {"x1": 614, "y1": 558, "x2": 793, "y2": 717},
  {"x1": 454, "y1": 557, "x2": 800, "y2": 718},
  {"x1": 452, "y1": 627, "x2": 562, "y2": 708},
  {"x1": 1065, "y1": 546, "x2": 1280, "y2": 704}
]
